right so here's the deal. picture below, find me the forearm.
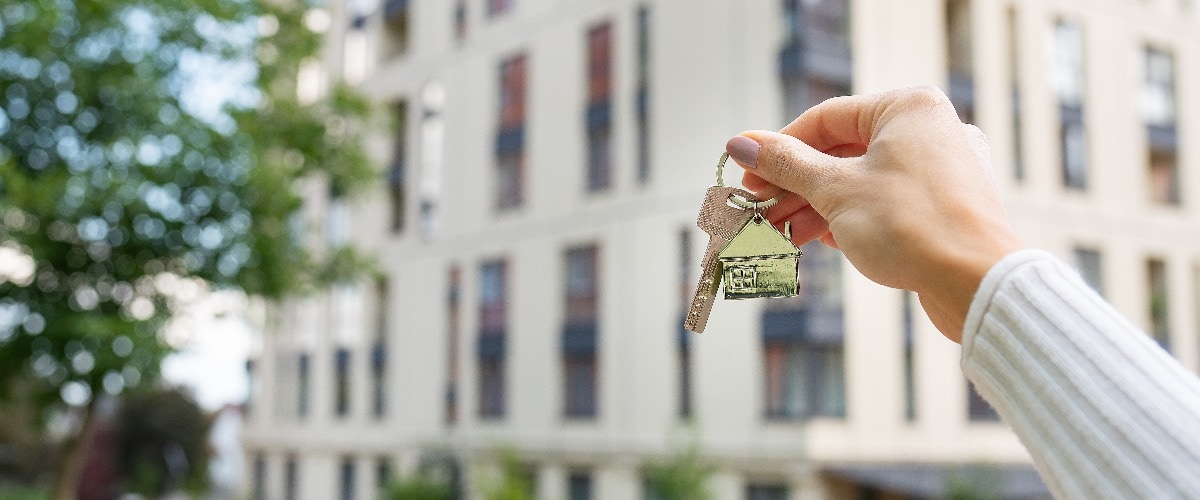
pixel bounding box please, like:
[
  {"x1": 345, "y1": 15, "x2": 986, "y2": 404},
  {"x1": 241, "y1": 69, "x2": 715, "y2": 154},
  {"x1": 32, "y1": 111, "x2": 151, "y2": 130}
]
[{"x1": 962, "y1": 250, "x2": 1200, "y2": 498}]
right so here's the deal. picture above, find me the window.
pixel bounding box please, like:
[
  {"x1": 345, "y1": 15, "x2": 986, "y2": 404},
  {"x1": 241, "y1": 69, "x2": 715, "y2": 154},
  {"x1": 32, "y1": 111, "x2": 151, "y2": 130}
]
[
  {"x1": 496, "y1": 55, "x2": 527, "y2": 210},
  {"x1": 335, "y1": 348, "x2": 351, "y2": 418},
  {"x1": 479, "y1": 260, "x2": 508, "y2": 418},
  {"x1": 372, "y1": 278, "x2": 389, "y2": 419},
  {"x1": 251, "y1": 453, "x2": 266, "y2": 500},
  {"x1": 1073, "y1": 247, "x2": 1104, "y2": 296},
  {"x1": 678, "y1": 229, "x2": 693, "y2": 419},
  {"x1": 779, "y1": 0, "x2": 852, "y2": 117},
  {"x1": 389, "y1": 101, "x2": 408, "y2": 233},
  {"x1": 384, "y1": 0, "x2": 410, "y2": 55},
  {"x1": 586, "y1": 23, "x2": 614, "y2": 192},
  {"x1": 761, "y1": 242, "x2": 845, "y2": 420},
  {"x1": 297, "y1": 352, "x2": 310, "y2": 418},
  {"x1": 376, "y1": 457, "x2": 393, "y2": 490},
  {"x1": 1148, "y1": 258, "x2": 1171, "y2": 350},
  {"x1": 487, "y1": 0, "x2": 514, "y2": 17},
  {"x1": 284, "y1": 455, "x2": 298, "y2": 500},
  {"x1": 1143, "y1": 47, "x2": 1178, "y2": 205},
  {"x1": 455, "y1": 0, "x2": 468, "y2": 40},
  {"x1": 447, "y1": 265, "x2": 462, "y2": 424},
  {"x1": 569, "y1": 471, "x2": 593, "y2": 500},
  {"x1": 636, "y1": 7, "x2": 652, "y2": 183},
  {"x1": 1007, "y1": 6, "x2": 1024, "y2": 181},
  {"x1": 1053, "y1": 19, "x2": 1087, "y2": 190},
  {"x1": 746, "y1": 483, "x2": 789, "y2": 500},
  {"x1": 245, "y1": 359, "x2": 256, "y2": 416},
  {"x1": 968, "y1": 380, "x2": 999, "y2": 421},
  {"x1": 563, "y1": 245, "x2": 600, "y2": 418},
  {"x1": 421, "y1": 81, "x2": 445, "y2": 236},
  {"x1": 339, "y1": 456, "x2": 356, "y2": 500},
  {"x1": 902, "y1": 291, "x2": 916, "y2": 422},
  {"x1": 945, "y1": 0, "x2": 975, "y2": 123}
]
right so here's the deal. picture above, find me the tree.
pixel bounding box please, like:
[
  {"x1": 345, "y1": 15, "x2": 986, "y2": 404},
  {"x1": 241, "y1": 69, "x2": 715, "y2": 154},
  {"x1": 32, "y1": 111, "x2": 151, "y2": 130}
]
[
  {"x1": 114, "y1": 388, "x2": 212, "y2": 496},
  {"x1": 0, "y1": 0, "x2": 373, "y2": 495},
  {"x1": 644, "y1": 446, "x2": 714, "y2": 500}
]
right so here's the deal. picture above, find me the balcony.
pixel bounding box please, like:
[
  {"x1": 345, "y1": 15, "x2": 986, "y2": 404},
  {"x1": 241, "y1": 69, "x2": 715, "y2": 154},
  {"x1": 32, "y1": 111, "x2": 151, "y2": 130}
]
[{"x1": 778, "y1": 30, "x2": 851, "y2": 84}]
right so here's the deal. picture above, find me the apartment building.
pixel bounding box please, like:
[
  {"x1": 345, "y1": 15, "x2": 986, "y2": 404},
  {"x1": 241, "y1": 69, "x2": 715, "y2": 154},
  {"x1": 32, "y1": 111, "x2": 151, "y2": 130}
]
[{"x1": 242, "y1": 0, "x2": 1200, "y2": 498}]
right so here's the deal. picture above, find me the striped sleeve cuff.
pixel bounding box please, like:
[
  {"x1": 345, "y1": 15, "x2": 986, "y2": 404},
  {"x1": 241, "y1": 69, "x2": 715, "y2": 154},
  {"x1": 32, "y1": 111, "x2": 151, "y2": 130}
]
[{"x1": 961, "y1": 249, "x2": 1200, "y2": 499}]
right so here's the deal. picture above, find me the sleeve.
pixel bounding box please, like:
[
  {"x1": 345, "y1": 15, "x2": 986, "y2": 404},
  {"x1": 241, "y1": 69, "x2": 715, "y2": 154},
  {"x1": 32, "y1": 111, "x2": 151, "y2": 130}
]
[{"x1": 961, "y1": 249, "x2": 1200, "y2": 499}]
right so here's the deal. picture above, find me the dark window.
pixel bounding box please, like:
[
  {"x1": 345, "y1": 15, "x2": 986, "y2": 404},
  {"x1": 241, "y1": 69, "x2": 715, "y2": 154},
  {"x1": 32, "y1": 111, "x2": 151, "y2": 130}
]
[
  {"x1": 564, "y1": 245, "x2": 600, "y2": 418},
  {"x1": 335, "y1": 348, "x2": 351, "y2": 418},
  {"x1": 372, "y1": 278, "x2": 389, "y2": 419},
  {"x1": 586, "y1": 23, "x2": 613, "y2": 192},
  {"x1": 284, "y1": 455, "x2": 298, "y2": 500},
  {"x1": 779, "y1": 0, "x2": 852, "y2": 117},
  {"x1": 447, "y1": 265, "x2": 462, "y2": 425},
  {"x1": 479, "y1": 260, "x2": 508, "y2": 418},
  {"x1": 1073, "y1": 247, "x2": 1104, "y2": 296},
  {"x1": 968, "y1": 380, "x2": 1000, "y2": 421},
  {"x1": 762, "y1": 242, "x2": 845, "y2": 420},
  {"x1": 902, "y1": 291, "x2": 916, "y2": 422},
  {"x1": 384, "y1": 0, "x2": 410, "y2": 54},
  {"x1": 340, "y1": 456, "x2": 356, "y2": 500},
  {"x1": 455, "y1": 0, "x2": 468, "y2": 40},
  {"x1": 569, "y1": 471, "x2": 593, "y2": 500},
  {"x1": 298, "y1": 352, "x2": 310, "y2": 418},
  {"x1": 1148, "y1": 258, "x2": 1171, "y2": 351},
  {"x1": 390, "y1": 101, "x2": 408, "y2": 233},
  {"x1": 636, "y1": 7, "x2": 652, "y2": 184},
  {"x1": 1053, "y1": 19, "x2": 1087, "y2": 190},
  {"x1": 746, "y1": 483, "x2": 789, "y2": 500},
  {"x1": 1007, "y1": 6, "x2": 1024, "y2": 181},
  {"x1": 487, "y1": 0, "x2": 514, "y2": 17},
  {"x1": 1144, "y1": 47, "x2": 1178, "y2": 205},
  {"x1": 945, "y1": 0, "x2": 974, "y2": 123},
  {"x1": 678, "y1": 229, "x2": 693, "y2": 419},
  {"x1": 496, "y1": 55, "x2": 527, "y2": 210},
  {"x1": 251, "y1": 453, "x2": 266, "y2": 500},
  {"x1": 245, "y1": 359, "x2": 256, "y2": 416},
  {"x1": 377, "y1": 457, "x2": 393, "y2": 490}
]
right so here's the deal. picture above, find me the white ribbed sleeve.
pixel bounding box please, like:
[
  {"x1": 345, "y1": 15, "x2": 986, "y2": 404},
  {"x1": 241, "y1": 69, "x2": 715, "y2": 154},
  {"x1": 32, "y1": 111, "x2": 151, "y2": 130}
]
[{"x1": 961, "y1": 249, "x2": 1200, "y2": 499}]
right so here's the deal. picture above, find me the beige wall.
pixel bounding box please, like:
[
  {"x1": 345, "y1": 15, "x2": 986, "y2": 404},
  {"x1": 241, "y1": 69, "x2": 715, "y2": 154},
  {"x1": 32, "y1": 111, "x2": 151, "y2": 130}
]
[{"x1": 244, "y1": 0, "x2": 1200, "y2": 498}]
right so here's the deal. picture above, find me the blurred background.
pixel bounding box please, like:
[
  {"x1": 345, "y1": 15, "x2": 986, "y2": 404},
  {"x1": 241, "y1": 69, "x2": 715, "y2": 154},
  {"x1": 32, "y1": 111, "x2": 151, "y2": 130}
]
[{"x1": 1, "y1": 0, "x2": 1199, "y2": 498}]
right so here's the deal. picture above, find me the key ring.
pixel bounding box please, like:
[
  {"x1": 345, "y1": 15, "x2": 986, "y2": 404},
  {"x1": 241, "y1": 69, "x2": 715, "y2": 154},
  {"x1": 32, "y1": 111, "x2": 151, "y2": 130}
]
[{"x1": 717, "y1": 152, "x2": 782, "y2": 210}]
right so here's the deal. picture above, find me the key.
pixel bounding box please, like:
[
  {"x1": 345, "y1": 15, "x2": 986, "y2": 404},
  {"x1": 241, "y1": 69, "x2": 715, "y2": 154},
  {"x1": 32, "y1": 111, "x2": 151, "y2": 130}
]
[{"x1": 684, "y1": 185, "x2": 757, "y2": 333}]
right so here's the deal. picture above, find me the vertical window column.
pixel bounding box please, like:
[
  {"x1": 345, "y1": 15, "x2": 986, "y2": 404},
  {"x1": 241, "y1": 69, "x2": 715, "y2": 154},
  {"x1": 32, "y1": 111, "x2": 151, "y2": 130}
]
[
  {"x1": 778, "y1": 0, "x2": 853, "y2": 117},
  {"x1": 677, "y1": 230, "x2": 693, "y2": 419},
  {"x1": 389, "y1": 101, "x2": 408, "y2": 233},
  {"x1": 371, "y1": 278, "x2": 389, "y2": 419},
  {"x1": 945, "y1": 0, "x2": 975, "y2": 123},
  {"x1": 902, "y1": 291, "x2": 916, "y2": 422},
  {"x1": 1073, "y1": 246, "x2": 1104, "y2": 296},
  {"x1": 635, "y1": 7, "x2": 652, "y2": 184},
  {"x1": 284, "y1": 455, "x2": 298, "y2": 500},
  {"x1": 334, "y1": 348, "x2": 351, "y2": 418},
  {"x1": 1148, "y1": 258, "x2": 1171, "y2": 351},
  {"x1": 479, "y1": 260, "x2": 508, "y2": 418},
  {"x1": 496, "y1": 55, "x2": 527, "y2": 210},
  {"x1": 297, "y1": 352, "x2": 310, "y2": 418},
  {"x1": 563, "y1": 245, "x2": 600, "y2": 418},
  {"x1": 339, "y1": 456, "x2": 357, "y2": 500},
  {"x1": 1053, "y1": 19, "x2": 1088, "y2": 190},
  {"x1": 446, "y1": 265, "x2": 462, "y2": 424},
  {"x1": 761, "y1": 243, "x2": 845, "y2": 420},
  {"x1": 586, "y1": 23, "x2": 614, "y2": 192},
  {"x1": 1143, "y1": 47, "x2": 1179, "y2": 205},
  {"x1": 1007, "y1": 6, "x2": 1024, "y2": 181}
]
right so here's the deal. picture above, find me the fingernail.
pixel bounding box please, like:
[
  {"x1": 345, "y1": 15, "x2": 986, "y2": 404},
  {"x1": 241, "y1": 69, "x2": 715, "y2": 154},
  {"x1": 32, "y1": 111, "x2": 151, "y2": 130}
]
[{"x1": 726, "y1": 136, "x2": 760, "y2": 168}]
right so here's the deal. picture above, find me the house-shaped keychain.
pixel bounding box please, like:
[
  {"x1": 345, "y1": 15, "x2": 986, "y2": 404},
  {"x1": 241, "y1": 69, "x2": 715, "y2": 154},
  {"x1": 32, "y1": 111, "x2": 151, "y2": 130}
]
[{"x1": 717, "y1": 216, "x2": 801, "y2": 300}]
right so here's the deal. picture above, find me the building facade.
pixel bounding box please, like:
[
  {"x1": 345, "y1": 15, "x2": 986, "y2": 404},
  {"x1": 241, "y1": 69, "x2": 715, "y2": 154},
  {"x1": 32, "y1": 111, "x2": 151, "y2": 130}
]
[{"x1": 242, "y1": 0, "x2": 1200, "y2": 498}]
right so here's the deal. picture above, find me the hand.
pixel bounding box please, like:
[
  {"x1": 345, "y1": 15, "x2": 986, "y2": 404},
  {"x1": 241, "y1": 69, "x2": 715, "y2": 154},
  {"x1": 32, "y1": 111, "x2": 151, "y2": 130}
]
[{"x1": 725, "y1": 86, "x2": 1025, "y2": 342}]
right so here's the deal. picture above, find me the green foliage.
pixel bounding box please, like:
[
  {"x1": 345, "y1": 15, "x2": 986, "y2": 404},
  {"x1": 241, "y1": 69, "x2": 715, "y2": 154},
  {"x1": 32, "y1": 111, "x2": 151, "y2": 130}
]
[
  {"x1": 481, "y1": 450, "x2": 535, "y2": 500},
  {"x1": 0, "y1": 486, "x2": 50, "y2": 500},
  {"x1": 644, "y1": 446, "x2": 714, "y2": 500},
  {"x1": 942, "y1": 466, "x2": 1002, "y2": 500},
  {"x1": 383, "y1": 473, "x2": 454, "y2": 500},
  {"x1": 0, "y1": 0, "x2": 372, "y2": 417}
]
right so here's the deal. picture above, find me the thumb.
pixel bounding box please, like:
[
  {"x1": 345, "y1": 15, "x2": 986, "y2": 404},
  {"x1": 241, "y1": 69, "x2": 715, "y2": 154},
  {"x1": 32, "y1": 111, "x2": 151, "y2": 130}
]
[{"x1": 725, "y1": 131, "x2": 851, "y2": 217}]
